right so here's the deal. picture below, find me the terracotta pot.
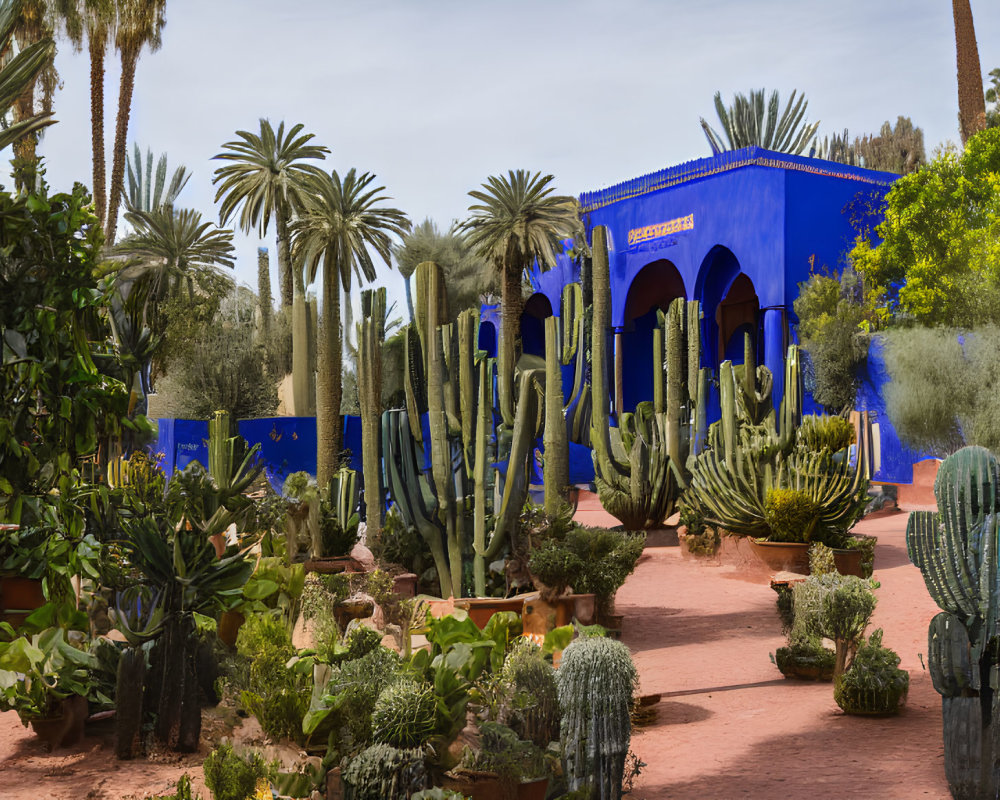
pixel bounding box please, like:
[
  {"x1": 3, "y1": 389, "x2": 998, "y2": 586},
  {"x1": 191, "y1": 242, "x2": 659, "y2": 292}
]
[
  {"x1": 748, "y1": 540, "x2": 811, "y2": 573},
  {"x1": 28, "y1": 694, "x2": 88, "y2": 750},
  {"x1": 325, "y1": 766, "x2": 343, "y2": 800},
  {"x1": 454, "y1": 595, "x2": 529, "y2": 629},
  {"x1": 441, "y1": 770, "x2": 505, "y2": 800},
  {"x1": 521, "y1": 592, "x2": 595, "y2": 637},
  {"x1": 391, "y1": 572, "x2": 418, "y2": 598},
  {"x1": 518, "y1": 776, "x2": 550, "y2": 800},
  {"x1": 748, "y1": 538, "x2": 868, "y2": 577},
  {"x1": 217, "y1": 610, "x2": 245, "y2": 648},
  {"x1": 303, "y1": 556, "x2": 363, "y2": 575},
  {"x1": 0, "y1": 576, "x2": 45, "y2": 611}
]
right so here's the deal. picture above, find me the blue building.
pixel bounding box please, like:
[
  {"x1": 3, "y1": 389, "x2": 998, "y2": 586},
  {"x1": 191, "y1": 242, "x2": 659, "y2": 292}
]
[{"x1": 483, "y1": 146, "x2": 919, "y2": 482}]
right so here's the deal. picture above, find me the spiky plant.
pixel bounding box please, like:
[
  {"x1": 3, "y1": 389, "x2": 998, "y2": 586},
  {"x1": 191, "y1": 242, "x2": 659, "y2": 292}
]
[{"x1": 700, "y1": 89, "x2": 819, "y2": 155}]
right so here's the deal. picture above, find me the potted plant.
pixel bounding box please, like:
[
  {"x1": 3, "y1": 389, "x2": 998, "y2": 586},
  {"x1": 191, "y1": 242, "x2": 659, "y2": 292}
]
[
  {"x1": 834, "y1": 628, "x2": 909, "y2": 715},
  {"x1": 0, "y1": 623, "x2": 96, "y2": 749},
  {"x1": 298, "y1": 467, "x2": 362, "y2": 573},
  {"x1": 526, "y1": 525, "x2": 644, "y2": 631},
  {"x1": 450, "y1": 721, "x2": 550, "y2": 800}
]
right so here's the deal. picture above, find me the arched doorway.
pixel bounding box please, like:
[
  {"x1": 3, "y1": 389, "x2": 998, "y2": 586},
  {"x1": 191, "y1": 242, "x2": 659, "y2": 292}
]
[
  {"x1": 478, "y1": 320, "x2": 497, "y2": 358},
  {"x1": 716, "y1": 273, "x2": 761, "y2": 364},
  {"x1": 696, "y1": 246, "x2": 760, "y2": 368},
  {"x1": 520, "y1": 293, "x2": 553, "y2": 358},
  {"x1": 620, "y1": 259, "x2": 686, "y2": 411}
]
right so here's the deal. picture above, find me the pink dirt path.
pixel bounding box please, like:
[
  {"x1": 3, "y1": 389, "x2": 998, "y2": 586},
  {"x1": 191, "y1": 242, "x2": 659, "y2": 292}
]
[{"x1": 612, "y1": 508, "x2": 950, "y2": 799}]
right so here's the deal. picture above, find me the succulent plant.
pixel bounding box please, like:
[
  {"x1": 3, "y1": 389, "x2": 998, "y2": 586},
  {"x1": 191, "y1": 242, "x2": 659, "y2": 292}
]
[{"x1": 371, "y1": 679, "x2": 437, "y2": 749}]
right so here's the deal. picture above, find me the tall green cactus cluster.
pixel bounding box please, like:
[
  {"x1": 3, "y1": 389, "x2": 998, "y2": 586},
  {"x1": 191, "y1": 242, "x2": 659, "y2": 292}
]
[
  {"x1": 683, "y1": 341, "x2": 869, "y2": 544},
  {"x1": 908, "y1": 446, "x2": 1000, "y2": 799},
  {"x1": 207, "y1": 410, "x2": 261, "y2": 495},
  {"x1": 589, "y1": 225, "x2": 705, "y2": 530},
  {"x1": 357, "y1": 288, "x2": 387, "y2": 534}
]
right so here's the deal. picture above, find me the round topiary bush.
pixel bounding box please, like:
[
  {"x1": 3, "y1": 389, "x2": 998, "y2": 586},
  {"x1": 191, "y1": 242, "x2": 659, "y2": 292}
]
[
  {"x1": 371, "y1": 679, "x2": 437, "y2": 748},
  {"x1": 763, "y1": 487, "x2": 819, "y2": 543},
  {"x1": 834, "y1": 628, "x2": 909, "y2": 715}
]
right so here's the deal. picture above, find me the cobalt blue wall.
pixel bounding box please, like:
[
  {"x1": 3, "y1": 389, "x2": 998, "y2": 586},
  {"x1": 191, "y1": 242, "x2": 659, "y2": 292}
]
[{"x1": 153, "y1": 416, "x2": 363, "y2": 493}]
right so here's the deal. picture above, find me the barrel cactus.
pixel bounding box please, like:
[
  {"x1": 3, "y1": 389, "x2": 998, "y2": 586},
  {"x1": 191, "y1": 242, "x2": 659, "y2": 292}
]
[{"x1": 371, "y1": 679, "x2": 436, "y2": 749}]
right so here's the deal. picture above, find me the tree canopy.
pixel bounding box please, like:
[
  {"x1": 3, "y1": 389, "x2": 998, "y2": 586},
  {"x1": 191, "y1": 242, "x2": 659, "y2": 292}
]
[{"x1": 850, "y1": 128, "x2": 1000, "y2": 328}]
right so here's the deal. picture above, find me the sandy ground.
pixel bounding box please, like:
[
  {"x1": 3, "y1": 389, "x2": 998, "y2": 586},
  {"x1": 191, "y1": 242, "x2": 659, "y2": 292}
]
[
  {"x1": 0, "y1": 504, "x2": 950, "y2": 799},
  {"x1": 616, "y1": 508, "x2": 949, "y2": 800}
]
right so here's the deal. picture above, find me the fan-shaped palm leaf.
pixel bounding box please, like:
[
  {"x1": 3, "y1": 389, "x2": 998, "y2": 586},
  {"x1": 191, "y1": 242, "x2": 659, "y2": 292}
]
[
  {"x1": 212, "y1": 118, "x2": 329, "y2": 308},
  {"x1": 290, "y1": 167, "x2": 410, "y2": 483},
  {"x1": 460, "y1": 169, "x2": 580, "y2": 423}
]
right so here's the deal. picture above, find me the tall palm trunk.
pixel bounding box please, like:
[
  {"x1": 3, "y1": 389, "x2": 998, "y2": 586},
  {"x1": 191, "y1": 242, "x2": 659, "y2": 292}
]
[
  {"x1": 89, "y1": 28, "x2": 108, "y2": 226},
  {"x1": 105, "y1": 45, "x2": 140, "y2": 246},
  {"x1": 499, "y1": 262, "x2": 523, "y2": 426},
  {"x1": 953, "y1": 0, "x2": 986, "y2": 144},
  {"x1": 317, "y1": 258, "x2": 342, "y2": 486},
  {"x1": 291, "y1": 258, "x2": 311, "y2": 417},
  {"x1": 276, "y1": 206, "x2": 293, "y2": 308},
  {"x1": 257, "y1": 247, "x2": 272, "y2": 339}
]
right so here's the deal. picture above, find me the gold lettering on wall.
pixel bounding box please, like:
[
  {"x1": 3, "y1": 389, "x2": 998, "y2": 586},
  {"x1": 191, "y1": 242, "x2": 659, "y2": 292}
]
[{"x1": 627, "y1": 213, "x2": 695, "y2": 247}]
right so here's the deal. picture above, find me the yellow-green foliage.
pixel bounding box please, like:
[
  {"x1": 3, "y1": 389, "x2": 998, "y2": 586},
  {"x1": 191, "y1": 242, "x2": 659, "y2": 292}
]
[
  {"x1": 764, "y1": 488, "x2": 819, "y2": 543},
  {"x1": 797, "y1": 415, "x2": 855, "y2": 454}
]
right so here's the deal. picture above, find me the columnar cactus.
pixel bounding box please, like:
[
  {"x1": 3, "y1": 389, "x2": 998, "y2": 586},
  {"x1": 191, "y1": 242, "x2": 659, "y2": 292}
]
[
  {"x1": 357, "y1": 288, "x2": 387, "y2": 534},
  {"x1": 908, "y1": 446, "x2": 1000, "y2": 799},
  {"x1": 589, "y1": 225, "x2": 703, "y2": 529},
  {"x1": 543, "y1": 315, "x2": 569, "y2": 515}
]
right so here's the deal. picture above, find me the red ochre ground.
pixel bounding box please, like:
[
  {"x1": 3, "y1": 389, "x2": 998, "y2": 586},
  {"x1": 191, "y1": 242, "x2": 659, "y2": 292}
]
[{"x1": 0, "y1": 500, "x2": 950, "y2": 799}]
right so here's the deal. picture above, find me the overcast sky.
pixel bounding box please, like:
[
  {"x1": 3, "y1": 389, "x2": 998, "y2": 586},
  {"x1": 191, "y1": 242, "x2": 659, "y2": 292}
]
[{"x1": 34, "y1": 0, "x2": 1000, "y2": 316}]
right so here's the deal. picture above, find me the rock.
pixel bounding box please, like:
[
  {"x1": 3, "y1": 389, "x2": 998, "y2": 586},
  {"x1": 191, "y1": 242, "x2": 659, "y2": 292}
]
[{"x1": 350, "y1": 541, "x2": 375, "y2": 570}]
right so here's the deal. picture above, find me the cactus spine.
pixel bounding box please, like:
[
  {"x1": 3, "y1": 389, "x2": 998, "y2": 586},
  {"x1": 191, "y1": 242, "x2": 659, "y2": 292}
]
[
  {"x1": 908, "y1": 446, "x2": 1000, "y2": 799},
  {"x1": 357, "y1": 288, "x2": 386, "y2": 534}
]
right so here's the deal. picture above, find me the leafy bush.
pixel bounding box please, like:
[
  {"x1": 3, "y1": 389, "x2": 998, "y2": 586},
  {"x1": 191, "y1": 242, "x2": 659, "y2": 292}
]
[
  {"x1": 797, "y1": 415, "x2": 856, "y2": 454},
  {"x1": 369, "y1": 506, "x2": 432, "y2": 577},
  {"x1": 678, "y1": 502, "x2": 720, "y2": 555},
  {"x1": 793, "y1": 573, "x2": 878, "y2": 676},
  {"x1": 319, "y1": 498, "x2": 360, "y2": 557},
  {"x1": 774, "y1": 635, "x2": 836, "y2": 679},
  {"x1": 763, "y1": 488, "x2": 819, "y2": 543},
  {"x1": 461, "y1": 720, "x2": 548, "y2": 789},
  {"x1": 371, "y1": 679, "x2": 436, "y2": 748},
  {"x1": 529, "y1": 527, "x2": 645, "y2": 616},
  {"x1": 341, "y1": 743, "x2": 430, "y2": 800},
  {"x1": 833, "y1": 628, "x2": 909, "y2": 714},
  {"x1": 203, "y1": 742, "x2": 273, "y2": 800},
  {"x1": 234, "y1": 614, "x2": 307, "y2": 742}
]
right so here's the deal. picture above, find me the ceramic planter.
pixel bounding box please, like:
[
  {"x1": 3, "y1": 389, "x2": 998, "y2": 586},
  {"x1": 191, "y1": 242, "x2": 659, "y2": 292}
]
[
  {"x1": 391, "y1": 572, "x2": 418, "y2": 598},
  {"x1": 441, "y1": 770, "x2": 504, "y2": 800},
  {"x1": 748, "y1": 538, "x2": 868, "y2": 576},
  {"x1": 27, "y1": 694, "x2": 88, "y2": 750},
  {"x1": 454, "y1": 595, "x2": 530, "y2": 629}
]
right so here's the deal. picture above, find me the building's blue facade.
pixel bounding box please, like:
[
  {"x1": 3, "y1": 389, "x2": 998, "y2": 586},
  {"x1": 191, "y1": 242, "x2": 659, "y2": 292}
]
[{"x1": 500, "y1": 146, "x2": 918, "y2": 482}]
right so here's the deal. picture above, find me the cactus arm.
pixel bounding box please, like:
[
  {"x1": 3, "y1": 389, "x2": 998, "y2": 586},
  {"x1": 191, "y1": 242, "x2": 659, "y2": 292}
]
[
  {"x1": 486, "y1": 369, "x2": 542, "y2": 560},
  {"x1": 561, "y1": 283, "x2": 583, "y2": 365},
  {"x1": 652, "y1": 324, "x2": 664, "y2": 416},
  {"x1": 543, "y1": 315, "x2": 569, "y2": 515},
  {"x1": 473, "y1": 357, "x2": 492, "y2": 597},
  {"x1": 665, "y1": 298, "x2": 684, "y2": 469},
  {"x1": 357, "y1": 288, "x2": 386, "y2": 534}
]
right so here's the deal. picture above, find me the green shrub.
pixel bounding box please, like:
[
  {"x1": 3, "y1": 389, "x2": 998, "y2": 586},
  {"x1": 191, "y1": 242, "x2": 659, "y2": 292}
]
[
  {"x1": 235, "y1": 614, "x2": 307, "y2": 742},
  {"x1": 529, "y1": 527, "x2": 645, "y2": 616},
  {"x1": 797, "y1": 415, "x2": 856, "y2": 453},
  {"x1": 342, "y1": 743, "x2": 430, "y2": 800},
  {"x1": 763, "y1": 488, "x2": 819, "y2": 543},
  {"x1": 498, "y1": 639, "x2": 560, "y2": 747},
  {"x1": 793, "y1": 573, "x2": 878, "y2": 676},
  {"x1": 369, "y1": 505, "x2": 433, "y2": 576},
  {"x1": 371, "y1": 679, "x2": 436, "y2": 748},
  {"x1": 774, "y1": 635, "x2": 836, "y2": 679},
  {"x1": 833, "y1": 629, "x2": 909, "y2": 714},
  {"x1": 461, "y1": 720, "x2": 548, "y2": 789},
  {"x1": 678, "y1": 502, "x2": 720, "y2": 555},
  {"x1": 319, "y1": 499, "x2": 360, "y2": 557},
  {"x1": 203, "y1": 742, "x2": 273, "y2": 800}
]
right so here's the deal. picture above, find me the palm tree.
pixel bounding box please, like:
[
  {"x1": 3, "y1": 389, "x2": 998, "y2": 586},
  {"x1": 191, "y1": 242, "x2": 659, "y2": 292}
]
[
  {"x1": 212, "y1": 119, "x2": 329, "y2": 309},
  {"x1": 392, "y1": 218, "x2": 495, "y2": 323},
  {"x1": 55, "y1": 0, "x2": 116, "y2": 224},
  {"x1": 0, "y1": 0, "x2": 55, "y2": 151},
  {"x1": 104, "y1": 0, "x2": 165, "y2": 246},
  {"x1": 112, "y1": 205, "x2": 235, "y2": 337},
  {"x1": 8, "y1": 0, "x2": 58, "y2": 178},
  {"x1": 700, "y1": 89, "x2": 819, "y2": 155},
  {"x1": 461, "y1": 170, "x2": 580, "y2": 424},
  {"x1": 291, "y1": 168, "x2": 410, "y2": 485},
  {"x1": 952, "y1": 0, "x2": 986, "y2": 144},
  {"x1": 123, "y1": 143, "x2": 189, "y2": 213}
]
